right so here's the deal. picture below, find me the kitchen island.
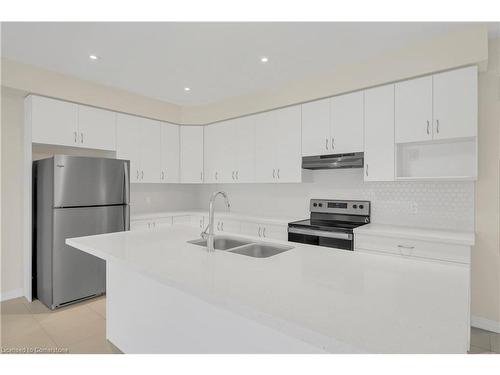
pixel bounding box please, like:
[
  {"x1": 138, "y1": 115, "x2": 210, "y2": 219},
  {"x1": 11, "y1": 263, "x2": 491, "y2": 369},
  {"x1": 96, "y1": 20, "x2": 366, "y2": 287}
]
[{"x1": 67, "y1": 224, "x2": 471, "y2": 353}]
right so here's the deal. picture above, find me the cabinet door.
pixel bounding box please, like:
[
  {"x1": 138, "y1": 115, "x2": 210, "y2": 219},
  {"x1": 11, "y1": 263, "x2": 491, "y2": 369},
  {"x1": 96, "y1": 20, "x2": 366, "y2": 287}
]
[
  {"x1": 29, "y1": 95, "x2": 78, "y2": 147},
  {"x1": 364, "y1": 84, "x2": 395, "y2": 181},
  {"x1": 240, "y1": 222, "x2": 261, "y2": 238},
  {"x1": 116, "y1": 114, "x2": 143, "y2": 183},
  {"x1": 233, "y1": 116, "x2": 256, "y2": 183},
  {"x1": 215, "y1": 218, "x2": 240, "y2": 234},
  {"x1": 190, "y1": 215, "x2": 205, "y2": 230},
  {"x1": 395, "y1": 76, "x2": 433, "y2": 143},
  {"x1": 140, "y1": 119, "x2": 162, "y2": 183},
  {"x1": 255, "y1": 111, "x2": 277, "y2": 183},
  {"x1": 155, "y1": 217, "x2": 173, "y2": 229},
  {"x1": 275, "y1": 105, "x2": 302, "y2": 183},
  {"x1": 301, "y1": 98, "x2": 330, "y2": 156},
  {"x1": 180, "y1": 126, "x2": 204, "y2": 183},
  {"x1": 216, "y1": 121, "x2": 235, "y2": 183},
  {"x1": 331, "y1": 91, "x2": 364, "y2": 154},
  {"x1": 203, "y1": 123, "x2": 225, "y2": 183},
  {"x1": 77, "y1": 105, "x2": 117, "y2": 150},
  {"x1": 160, "y1": 122, "x2": 180, "y2": 183},
  {"x1": 261, "y1": 224, "x2": 287, "y2": 241},
  {"x1": 433, "y1": 66, "x2": 477, "y2": 140}
]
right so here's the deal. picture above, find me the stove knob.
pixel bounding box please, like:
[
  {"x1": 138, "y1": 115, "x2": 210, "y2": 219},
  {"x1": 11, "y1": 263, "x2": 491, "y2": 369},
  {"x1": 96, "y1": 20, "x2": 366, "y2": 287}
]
[
  {"x1": 313, "y1": 203, "x2": 317, "y2": 207},
  {"x1": 359, "y1": 204, "x2": 364, "y2": 209},
  {"x1": 353, "y1": 204, "x2": 357, "y2": 209},
  {"x1": 318, "y1": 203, "x2": 323, "y2": 207}
]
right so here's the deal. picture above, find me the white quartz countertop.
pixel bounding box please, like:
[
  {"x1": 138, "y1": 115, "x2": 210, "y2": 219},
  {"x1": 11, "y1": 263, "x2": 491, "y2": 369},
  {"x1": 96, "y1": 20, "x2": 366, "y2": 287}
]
[
  {"x1": 67, "y1": 225, "x2": 470, "y2": 353},
  {"x1": 354, "y1": 223, "x2": 475, "y2": 246},
  {"x1": 131, "y1": 209, "x2": 298, "y2": 226}
]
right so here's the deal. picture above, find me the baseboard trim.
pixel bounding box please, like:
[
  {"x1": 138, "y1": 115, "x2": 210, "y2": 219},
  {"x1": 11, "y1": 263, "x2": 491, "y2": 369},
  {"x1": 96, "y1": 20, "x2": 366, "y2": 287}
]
[
  {"x1": 471, "y1": 315, "x2": 500, "y2": 333},
  {"x1": 0, "y1": 288, "x2": 24, "y2": 302}
]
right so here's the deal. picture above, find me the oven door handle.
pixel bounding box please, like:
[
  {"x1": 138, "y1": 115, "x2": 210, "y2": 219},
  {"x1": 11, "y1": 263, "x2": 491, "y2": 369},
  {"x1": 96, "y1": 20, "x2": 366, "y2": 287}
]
[{"x1": 288, "y1": 227, "x2": 352, "y2": 240}]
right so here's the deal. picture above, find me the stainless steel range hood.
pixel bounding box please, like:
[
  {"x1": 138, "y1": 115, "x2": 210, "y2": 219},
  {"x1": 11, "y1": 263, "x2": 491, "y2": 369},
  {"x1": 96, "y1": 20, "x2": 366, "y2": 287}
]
[{"x1": 302, "y1": 152, "x2": 364, "y2": 170}]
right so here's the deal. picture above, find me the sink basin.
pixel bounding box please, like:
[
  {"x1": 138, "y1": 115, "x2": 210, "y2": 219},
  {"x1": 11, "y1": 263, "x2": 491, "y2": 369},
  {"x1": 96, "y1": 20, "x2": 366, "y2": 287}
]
[
  {"x1": 229, "y1": 243, "x2": 294, "y2": 258},
  {"x1": 187, "y1": 236, "x2": 252, "y2": 250}
]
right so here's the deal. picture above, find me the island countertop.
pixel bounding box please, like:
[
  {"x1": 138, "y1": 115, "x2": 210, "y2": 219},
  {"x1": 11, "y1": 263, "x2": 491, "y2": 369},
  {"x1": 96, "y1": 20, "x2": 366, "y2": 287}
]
[{"x1": 67, "y1": 225, "x2": 470, "y2": 353}]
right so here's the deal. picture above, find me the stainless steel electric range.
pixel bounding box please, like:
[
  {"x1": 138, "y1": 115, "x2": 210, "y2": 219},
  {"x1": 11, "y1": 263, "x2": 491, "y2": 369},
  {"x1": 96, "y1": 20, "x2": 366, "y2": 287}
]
[{"x1": 288, "y1": 199, "x2": 371, "y2": 251}]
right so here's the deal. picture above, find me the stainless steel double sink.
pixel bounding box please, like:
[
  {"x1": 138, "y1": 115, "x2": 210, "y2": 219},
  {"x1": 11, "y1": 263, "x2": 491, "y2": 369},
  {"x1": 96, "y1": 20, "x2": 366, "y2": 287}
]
[{"x1": 187, "y1": 236, "x2": 293, "y2": 258}]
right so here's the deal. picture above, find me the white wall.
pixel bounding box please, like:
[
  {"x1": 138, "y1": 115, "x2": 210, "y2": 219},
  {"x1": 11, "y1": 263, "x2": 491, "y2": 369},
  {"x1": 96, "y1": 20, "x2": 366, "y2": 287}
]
[
  {"x1": 130, "y1": 184, "x2": 200, "y2": 215},
  {"x1": 197, "y1": 169, "x2": 475, "y2": 231},
  {"x1": 1, "y1": 87, "x2": 25, "y2": 298}
]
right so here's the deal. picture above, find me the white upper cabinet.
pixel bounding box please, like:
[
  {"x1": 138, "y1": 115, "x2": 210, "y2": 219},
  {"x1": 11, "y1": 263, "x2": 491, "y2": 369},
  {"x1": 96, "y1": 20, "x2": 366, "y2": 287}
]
[
  {"x1": 364, "y1": 84, "x2": 395, "y2": 182},
  {"x1": 160, "y1": 122, "x2": 180, "y2": 183},
  {"x1": 180, "y1": 126, "x2": 204, "y2": 183},
  {"x1": 116, "y1": 114, "x2": 161, "y2": 183},
  {"x1": 301, "y1": 98, "x2": 330, "y2": 156},
  {"x1": 432, "y1": 66, "x2": 477, "y2": 140},
  {"x1": 204, "y1": 121, "x2": 229, "y2": 183},
  {"x1": 274, "y1": 105, "x2": 302, "y2": 182},
  {"x1": 28, "y1": 95, "x2": 117, "y2": 151},
  {"x1": 255, "y1": 111, "x2": 277, "y2": 183},
  {"x1": 139, "y1": 119, "x2": 161, "y2": 184},
  {"x1": 255, "y1": 106, "x2": 302, "y2": 183},
  {"x1": 330, "y1": 91, "x2": 364, "y2": 154},
  {"x1": 232, "y1": 116, "x2": 256, "y2": 183},
  {"x1": 395, "y1": 76, "x2": 433, "y2": 143},
  {"x1": 116, "y1": 114, "x2": 143, "y2": 183},
  {"x1": 77, "y1": 105, "x2": 116, "y2": 150},
  {"x1": 29, "y1": 95, "x2": 79, "y2": 147}
]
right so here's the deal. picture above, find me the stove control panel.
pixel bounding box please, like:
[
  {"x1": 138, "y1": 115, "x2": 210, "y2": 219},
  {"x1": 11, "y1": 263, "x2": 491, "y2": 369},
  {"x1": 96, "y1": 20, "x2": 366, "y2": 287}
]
[{"x1": 310, "y1": 199, "x2": 370, "y2": 216}]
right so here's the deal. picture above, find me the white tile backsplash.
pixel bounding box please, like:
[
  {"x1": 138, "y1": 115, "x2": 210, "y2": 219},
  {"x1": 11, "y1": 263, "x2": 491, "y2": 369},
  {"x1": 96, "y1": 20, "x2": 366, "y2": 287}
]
[{"x1": 197, "y1": 169, "x2": 475, "y2": 231}]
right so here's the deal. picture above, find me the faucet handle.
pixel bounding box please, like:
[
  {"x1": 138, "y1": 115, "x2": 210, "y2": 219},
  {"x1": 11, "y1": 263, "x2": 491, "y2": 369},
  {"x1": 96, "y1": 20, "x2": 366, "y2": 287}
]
[{"x1": 200, "y1": 224, "x2": 209, "y2": 239}]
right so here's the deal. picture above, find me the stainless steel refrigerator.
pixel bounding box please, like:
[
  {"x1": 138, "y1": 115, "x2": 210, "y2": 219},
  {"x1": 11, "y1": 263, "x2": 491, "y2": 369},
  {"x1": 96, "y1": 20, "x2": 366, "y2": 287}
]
[{"x1": 33, "y1": 155, "x2": 130, "y2": 309}]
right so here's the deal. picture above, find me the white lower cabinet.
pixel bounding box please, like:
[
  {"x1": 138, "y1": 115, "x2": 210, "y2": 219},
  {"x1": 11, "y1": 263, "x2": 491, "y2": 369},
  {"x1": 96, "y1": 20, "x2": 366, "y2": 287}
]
[
  {"x1": 131, "y1": 217, "x2": 172, "y2": 231},
  {"x1": 240, "y1": 222, "x2": 288, "y2": 241},
  {"x1": 189, "y1": 215, "x2": 206, "y2": 230},
  {"x1": 214, "y1": 218, "x2": 241, "y2": 233},
  {"x1": 355, "y1": 233, "x2": 470, "y2": 264}
]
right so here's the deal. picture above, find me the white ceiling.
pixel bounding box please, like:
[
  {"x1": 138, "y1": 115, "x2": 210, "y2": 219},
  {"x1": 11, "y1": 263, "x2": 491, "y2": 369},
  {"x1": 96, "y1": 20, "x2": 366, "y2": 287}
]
[{"x1": 1, "y1": 22, "x2": 499, "y2": 106}]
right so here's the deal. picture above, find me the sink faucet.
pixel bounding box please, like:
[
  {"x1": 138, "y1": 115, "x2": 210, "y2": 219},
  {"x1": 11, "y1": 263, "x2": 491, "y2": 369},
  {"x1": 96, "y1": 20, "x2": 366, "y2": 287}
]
[{"x1": 201, "y1": 191, "x2": 231, "y2": 252}]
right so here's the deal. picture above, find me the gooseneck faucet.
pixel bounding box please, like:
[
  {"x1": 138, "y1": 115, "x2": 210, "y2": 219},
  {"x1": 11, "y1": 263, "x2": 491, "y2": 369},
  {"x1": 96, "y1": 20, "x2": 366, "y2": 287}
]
[{"x1": 200, "y1": 191, "x2": 231, "y2": 252}]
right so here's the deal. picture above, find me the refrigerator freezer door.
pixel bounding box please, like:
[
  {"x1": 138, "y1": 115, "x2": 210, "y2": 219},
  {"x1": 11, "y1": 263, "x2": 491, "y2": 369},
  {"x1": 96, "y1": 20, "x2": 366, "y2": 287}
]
[
  {"x1": 52, "y1": 205, "x2": 128, "y2": 307},
  {"x1": 53, "y1": 155, "x2": 129, "y2": 207}
]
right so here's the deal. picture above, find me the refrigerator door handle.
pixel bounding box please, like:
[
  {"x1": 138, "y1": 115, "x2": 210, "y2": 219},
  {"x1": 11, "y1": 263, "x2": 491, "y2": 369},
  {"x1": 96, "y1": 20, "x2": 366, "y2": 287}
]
[
  {"x1": 124, "y1": 206, "x2": 130, "y2": 231},
  {"x1": 123, "y1": 162, "x2": 130, "y2": 204}
]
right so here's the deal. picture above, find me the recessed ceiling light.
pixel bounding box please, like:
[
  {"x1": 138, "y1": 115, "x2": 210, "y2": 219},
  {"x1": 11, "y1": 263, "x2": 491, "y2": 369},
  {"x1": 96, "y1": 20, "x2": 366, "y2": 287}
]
[
  {"x1": 89, "y1": 54, "x2": 99, "y2": 60},
  {"x1": 260, "y1": 56, "x2": 269, "y2": 63},
  {"x1": 184, "y1": 87, "x2": 191, "y2": 92}
]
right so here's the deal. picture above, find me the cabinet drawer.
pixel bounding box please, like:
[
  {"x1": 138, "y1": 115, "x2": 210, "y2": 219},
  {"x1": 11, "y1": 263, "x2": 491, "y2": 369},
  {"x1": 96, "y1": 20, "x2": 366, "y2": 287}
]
[{"x1": 355, "y1": 234, "x2": 470, "y2": 264}]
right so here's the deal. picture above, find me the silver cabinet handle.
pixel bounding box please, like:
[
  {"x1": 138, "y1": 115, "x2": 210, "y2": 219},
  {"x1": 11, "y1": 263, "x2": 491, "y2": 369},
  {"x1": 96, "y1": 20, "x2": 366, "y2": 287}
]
[
  {"x1": 236, "y1": 170, "x2": 239, "y2": 180},
  {"x1": 325, "y1": 137, "x2": 329, "y2": 150},
  {"x1": 426, "y1": 120, "x2": 430, "y2": 135},
  {"x1": 232, "y1": 171, "x2": 235, "y2": 180},
  {"x1": 136, "y1": 170, "x2": 139, "y2": 180},
  {"x1": 258, "y1": 227, "x2": 261, "y2": 237},
  {"x1": 161, "y1": 171, "x2": 164, "y2": 180},
  {"x1": 215, "y1": 171, "x2": 218, "y2": 180},
  {"x1": 262, "y1": 227, "x2": 266, "y2": 237},
  {"x1": 365, "y1": 164, "x2": 369, "y2": 177},
  {"x1": 148, "y1": 222, "x2": 151, "y2": 229},
  {"x1": 397, "y1": 245, "x2": 415, "y2": 249},
  {"x1": 199, "y1": 219, "x2": 203, "y2": 228},
  {"x1": 217, "y1": 222, "x2": 221, "y2": 231},
  {"x1": 200, "y1": 171, "x2": 203, "y2": 181},
  {"x1": 277, "y1": 169, "x2": 280, "y2": 179},
  {"x1": 74, "y1": 131, "x2": 77, "y2": 143},
  {"x1": 398, "y1": 244, "x2": 415, "y2": 256},
  {"x1": 80, "y1": 132, "x2": 83, "y2": 144},
  {"x1": 331, "y1": 137, "x2": 334, "y2": 150},
  {"x1": 141, "y1": 170, "x2": 144, "y2": 180},
  {"x1": 436, "y1": 119, "x2": 440, "y2": 134},
  {"x1": 221, "y1": 221, "x2": 224, "y2": 231},
  {"x1": 272, "y1": 168, "x2": 275, "y2": 179}
]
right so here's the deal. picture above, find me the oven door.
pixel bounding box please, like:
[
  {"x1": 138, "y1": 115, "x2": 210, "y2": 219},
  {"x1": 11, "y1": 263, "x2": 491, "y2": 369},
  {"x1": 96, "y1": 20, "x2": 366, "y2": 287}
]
[{"x1": 288, "y1": 227, "x2": 353, "y2": 250}]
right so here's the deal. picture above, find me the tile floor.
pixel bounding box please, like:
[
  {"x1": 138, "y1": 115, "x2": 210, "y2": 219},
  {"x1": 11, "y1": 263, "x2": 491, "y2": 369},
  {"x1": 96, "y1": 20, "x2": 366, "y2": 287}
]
[
  {"x1": 1, "y1": 296, "x2": 121, "y2": 354},
  {"x1": 1, "y1": 296, "x2": 499, "y2": 354}
]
